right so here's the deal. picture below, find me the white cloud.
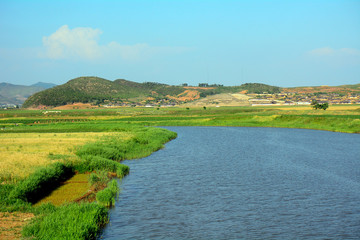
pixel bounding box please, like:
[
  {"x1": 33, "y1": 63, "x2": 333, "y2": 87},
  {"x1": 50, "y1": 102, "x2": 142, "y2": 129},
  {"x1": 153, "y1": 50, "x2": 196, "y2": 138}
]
[
  {"x1": 41, "y1": 25, "x2": 190, "y2": 61},
  {"x1": 306, "y1": 47, "x2": 360, "y2": 67},
  {"x1": 308, "y1": 47, "x2": 334, "y2": 56},
  {"x1": 42, "y1": 25, "x2": 102, "y2": 60},
  {"x1": 308, "y1": 47, "x2": 360, "y2": 57}
]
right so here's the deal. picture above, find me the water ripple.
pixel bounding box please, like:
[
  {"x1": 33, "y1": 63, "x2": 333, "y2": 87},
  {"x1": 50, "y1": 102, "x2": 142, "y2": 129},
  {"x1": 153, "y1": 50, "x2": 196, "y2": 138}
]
[{"x1": 100, "y1": 127, "x2": 360, "y2": 240}]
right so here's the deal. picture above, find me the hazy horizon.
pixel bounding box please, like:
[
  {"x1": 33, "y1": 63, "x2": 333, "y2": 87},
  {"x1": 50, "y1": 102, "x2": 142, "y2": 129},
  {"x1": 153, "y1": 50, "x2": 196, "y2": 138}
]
[
  {"x1": 1, "y1": 0, "x2": 359, "y2": 88},
  {"x1": 2, "y1": 76, "x2": 360, "y2": 89}
]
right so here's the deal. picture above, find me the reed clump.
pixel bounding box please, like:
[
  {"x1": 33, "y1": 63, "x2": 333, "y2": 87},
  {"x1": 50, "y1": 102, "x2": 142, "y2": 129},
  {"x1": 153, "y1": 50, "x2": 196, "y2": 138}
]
[{"x1": 96, "y1": 180, "x2": 119, "y2": 207}]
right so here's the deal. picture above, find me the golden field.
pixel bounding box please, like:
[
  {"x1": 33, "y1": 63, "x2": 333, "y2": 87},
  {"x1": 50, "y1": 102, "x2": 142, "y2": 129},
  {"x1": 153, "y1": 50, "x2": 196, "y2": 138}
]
[{"x1": 0, "y1": 132, "x2": 132, "y2": 183}]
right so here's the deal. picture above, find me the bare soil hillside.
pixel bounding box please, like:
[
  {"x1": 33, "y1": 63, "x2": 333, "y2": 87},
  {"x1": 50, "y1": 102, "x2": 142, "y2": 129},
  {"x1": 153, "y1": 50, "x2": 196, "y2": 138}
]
[{"x1": 182, "y1": 93, "x2": 250, "y2": 107}]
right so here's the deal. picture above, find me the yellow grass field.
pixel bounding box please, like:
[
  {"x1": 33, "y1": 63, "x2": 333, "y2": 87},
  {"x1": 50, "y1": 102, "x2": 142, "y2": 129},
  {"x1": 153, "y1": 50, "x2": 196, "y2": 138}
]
[{"x1": 0, "y1": 132, "x2": 132, "y2": 182}]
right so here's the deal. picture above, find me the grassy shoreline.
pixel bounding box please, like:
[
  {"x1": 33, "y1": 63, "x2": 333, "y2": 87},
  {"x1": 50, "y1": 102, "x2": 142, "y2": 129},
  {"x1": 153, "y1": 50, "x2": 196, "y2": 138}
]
[{"x1": 0, "y1": 123, "x2": 177, "y2": 239}]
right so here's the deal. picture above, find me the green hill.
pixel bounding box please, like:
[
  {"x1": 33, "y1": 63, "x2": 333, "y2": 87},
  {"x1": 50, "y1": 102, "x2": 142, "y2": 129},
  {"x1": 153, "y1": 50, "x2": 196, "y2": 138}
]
[
  {"x1": 197, "y1": 83, "x2": 281, "y2": 98},
  {"x1": 23, "y1": 77, "x2": 185, "y2": 107},
  {"x1": 22, "y1": 77, "x2": 283, "y2": 108}
]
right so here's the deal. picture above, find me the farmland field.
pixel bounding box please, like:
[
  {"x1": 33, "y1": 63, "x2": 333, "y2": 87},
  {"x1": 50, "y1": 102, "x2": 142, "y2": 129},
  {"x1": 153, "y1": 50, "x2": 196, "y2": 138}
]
[{"x1": 0, "y1": 132, "x2": 132, "y2": 183}]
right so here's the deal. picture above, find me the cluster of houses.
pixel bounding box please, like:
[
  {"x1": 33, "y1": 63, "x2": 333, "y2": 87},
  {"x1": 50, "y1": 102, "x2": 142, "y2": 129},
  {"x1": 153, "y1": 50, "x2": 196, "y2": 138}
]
[
  {"x1": 1, "y1": 89, "x2": 359, "y2": 109},
  {"x1": 248, "y1": 92, "x2": 360, "y2": 106},
  {"x1": 0, "y1": 104, "x2": 20, "y2": 109}
]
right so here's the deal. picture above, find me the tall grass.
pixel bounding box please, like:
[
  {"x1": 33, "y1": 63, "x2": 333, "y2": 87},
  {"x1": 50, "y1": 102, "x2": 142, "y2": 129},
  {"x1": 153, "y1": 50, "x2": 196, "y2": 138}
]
[
  {"x1": 96, "y1": 180, "x2": 119, "y2": 207},
  {"x1": 22, "y1": 202, "x2": 108, "y2": 240},
  {"x1": 76, "y1": 127, "x2": 177, "y2": 161},
  {"x1": 75, "y1": 155, "x2": 129, "y2": 178}
]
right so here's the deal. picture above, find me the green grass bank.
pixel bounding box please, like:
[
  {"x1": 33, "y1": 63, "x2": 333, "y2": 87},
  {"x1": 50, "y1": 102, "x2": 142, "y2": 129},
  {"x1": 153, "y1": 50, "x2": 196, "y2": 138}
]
[{"x1": 0, "y1": 121, "x2": 177, "y2": 239}]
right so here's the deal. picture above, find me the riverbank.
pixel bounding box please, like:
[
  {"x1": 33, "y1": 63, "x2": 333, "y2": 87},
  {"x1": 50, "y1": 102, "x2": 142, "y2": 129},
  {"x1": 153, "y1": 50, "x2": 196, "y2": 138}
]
[{"x1": 0, "y1": 122, "x2": 176, "y2": 239}]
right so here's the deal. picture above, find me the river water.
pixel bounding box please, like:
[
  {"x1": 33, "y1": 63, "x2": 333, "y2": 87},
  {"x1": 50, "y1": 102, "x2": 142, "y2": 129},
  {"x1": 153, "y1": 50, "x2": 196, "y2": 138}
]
[{"x1": 100, "y1": 127, "x2": 360, "y2": 239}]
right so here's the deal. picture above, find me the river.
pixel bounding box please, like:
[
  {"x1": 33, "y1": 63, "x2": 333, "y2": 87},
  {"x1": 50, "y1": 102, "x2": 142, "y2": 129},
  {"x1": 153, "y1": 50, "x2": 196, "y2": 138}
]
[{"x1": 100, "y1": 127, "x2": 360, "y2": 239}]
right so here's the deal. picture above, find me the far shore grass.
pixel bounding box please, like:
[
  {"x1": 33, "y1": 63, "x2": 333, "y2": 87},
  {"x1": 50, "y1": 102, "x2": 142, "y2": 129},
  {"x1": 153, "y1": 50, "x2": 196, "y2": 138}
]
[{"x1": 1, "y1": 104, "x2": 359, "y2": 133}]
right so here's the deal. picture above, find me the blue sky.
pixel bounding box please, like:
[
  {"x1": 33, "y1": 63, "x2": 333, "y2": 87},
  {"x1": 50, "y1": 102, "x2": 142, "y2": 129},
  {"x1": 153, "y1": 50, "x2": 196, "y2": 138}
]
[{"x1": 0, "y1": 0, "x2": 359, "y2": 87}]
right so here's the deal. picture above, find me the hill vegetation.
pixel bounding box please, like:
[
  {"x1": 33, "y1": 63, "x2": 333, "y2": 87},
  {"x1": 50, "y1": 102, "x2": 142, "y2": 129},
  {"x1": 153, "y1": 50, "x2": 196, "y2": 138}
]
[
  {"x1": 19, "y1": 76, "x2": 360, "y2": 108},
  {"x1": 23, "y1": 77, "x2": 282, "y2": 107},
  {"x1": 23, "y1": 77, "x2": 187, "y2": 107}
]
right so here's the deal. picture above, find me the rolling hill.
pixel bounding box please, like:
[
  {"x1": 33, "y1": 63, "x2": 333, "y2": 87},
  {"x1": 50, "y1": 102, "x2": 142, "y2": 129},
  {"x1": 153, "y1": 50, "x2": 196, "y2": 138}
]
[{"x1": 22, "y1": 77, "x2": 282, "y2": 108}]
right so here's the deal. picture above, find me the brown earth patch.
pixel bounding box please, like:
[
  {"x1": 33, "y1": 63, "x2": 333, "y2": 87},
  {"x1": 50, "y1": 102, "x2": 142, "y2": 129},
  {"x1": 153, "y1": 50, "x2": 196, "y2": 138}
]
[
  {"x1": 182, "y1": 93, "x2": 250, "y2": 107},
  {"x1": 183, "y1": 86, "x2": 216, "y2": 90},
  {"x1": 176, "y1": 90, "x2": 201, "y2": 101},
  {"x1": 53, "y1": 103, "x2": 96, "y2": 110},
  {"x1": 0, "y1": 212, "x2": 34, "y2": 240}
]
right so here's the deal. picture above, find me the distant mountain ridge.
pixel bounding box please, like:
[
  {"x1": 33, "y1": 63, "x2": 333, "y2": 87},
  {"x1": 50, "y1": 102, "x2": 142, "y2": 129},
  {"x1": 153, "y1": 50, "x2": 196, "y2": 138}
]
[
  {"x1": 30, "y1": 82, "x2": 57, "y2": 89},
  {"x1": 23, "y1": 77, "x2": 282, "y2": 107},
  {"x1": 0, "y1": 82, "x2": 56, "y2": 105}
]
